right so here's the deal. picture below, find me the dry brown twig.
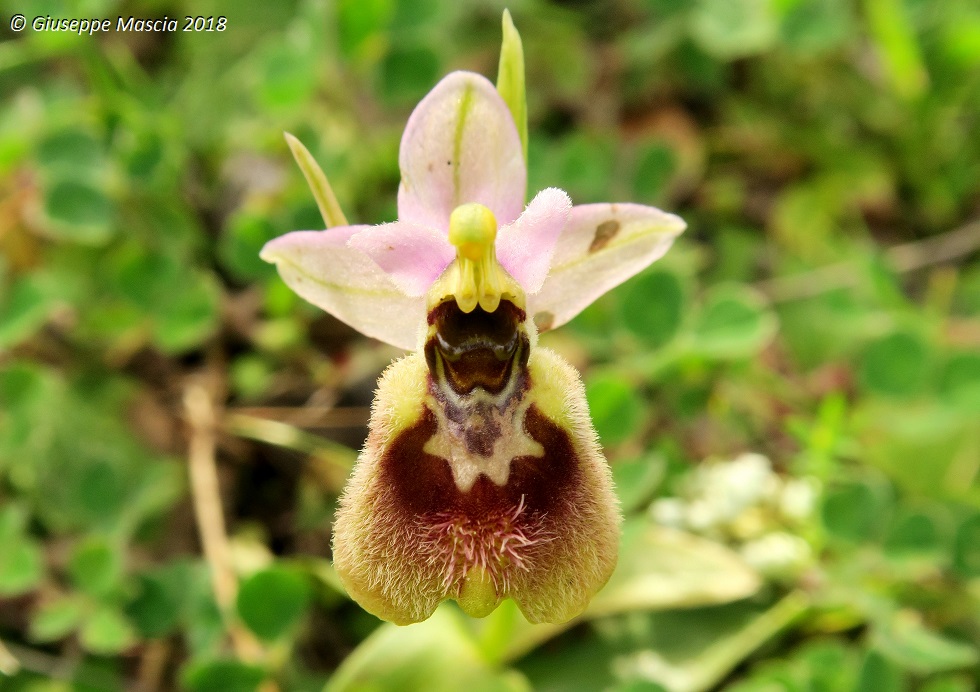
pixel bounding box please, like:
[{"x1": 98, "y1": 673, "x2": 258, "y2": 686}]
[
  {"x1": 756, "y1": 218, "x2": 980, "y2": 302},
  {"x1": 0, "y1": 636, "x2": 20, "y2": 676},
  {"x1": 183, "y1": 380, "x2": 271, "y2": 677}
]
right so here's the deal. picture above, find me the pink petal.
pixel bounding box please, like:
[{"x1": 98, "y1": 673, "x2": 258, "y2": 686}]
[
  {"x1": 496, "y1": 187, "x2": 571, "y2": 294},
  {"x1": 398, "y1": 71, "x2": 526, "y2": 232},
  {"x1": 347, "y1": 221, "x2": 455, "y2": 297},
  {"x1": 260, "y1": 227, "x2": 425, "y2": 350},
  {"x1": 527, "y1": 203, "x2": 686, "y2": 332}
]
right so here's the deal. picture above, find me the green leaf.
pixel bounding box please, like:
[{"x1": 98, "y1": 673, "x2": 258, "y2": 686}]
[
  {"x1": 821, "y1": 481, "x2": 883, "y2": 542},
  {"x1": 126, "y1": 461, "x2": 185, "y2": 529},
  {"x1": 0, "y1": 539, "x2": 44, "y2": 596},
  {"x1": 620, "y1": 269, "x2": 685, "y2": 348},
  {"x1": 236, "y1": 566, "x2": 311, "y2": 641},
  {"x1": 553, "y1": 133, "x2": 616, "y2": 204},
  {"x1": 0, "y1": 276, "x2": 56, "y2": 349},
  {"x1": 952, "y1": 514, "x2": 980, "y2": 578},
  {"x1": 0, "y1": 506, "x2": 44, "y2": 596},
  {"x1": 79, "y1": 608, "x2": 136, "y2": 654},
  {"x1": 631, "y1": 142, "x2": 677, "y2": 203},
  {"x1": 852, "y1": 401, "x2": 974, "y2": 501},
  {"x1": 125, "y1": 132, "x2": 164, "y2": 179},
  {"x1": 230, "y1": 355, "x2": 273, "y2": 399},
  {"x1": 857, "y1": 650, "x2": 906, "y2": 692},
  {"x1": 476, "y1": 521, "x2": 762, "y2": 663},
  {"x1": 691, "y1": 285, "x2": 777, "y2": 359},
  {"x1": 390, "y1": 0, "x2": 442, "y2": 28},
  {"x1": 920, "y1": 676, "x2": 979, "y2": 692},
  {"x1": 517, "y1": 592, "x2": 808, "y2": 692},
  {"x1": 42, "y1": 179, "x2": 115, "y2": 244},
  {"x1": 30, "y1": 596, "x2": 87, "y2": 642},
  {"x1": 336, "y1": 0, "x2": 393, "y2": 59},
  {"x1": 326, "y1": 605, "x2": 531, "y2": 692},
  {"x1": 496, "y1": 9, "x2": 528, "y2": 165},
  {"x1": 76, "y1": 461, "x2": 127, "y2": 524},
  {"x1": 883, "y1": 511, "x2": 940, "y2": 557},
  {"x1": 68, "y1": 537, "x2": 122, "y2": 598},
  {"x1": 36, "y1": 129, "x2": 103, "y2": 172},
  {"x1": 588, "y1": 522, "x2": 761, "y2": 618},
  {"x1": 864, "y1": 0, "x2": 928, "y2": 99},
  {"x1": 219, "y1": 212, "x2": 281, "y2": 281},
  {"x1": 860, "y1": 331, "x2": 930, "y2": 397},
  {"x1": 127, "y1": 562, "x2": 195, "y2": 638},
  {"x1": 612, "y1": 455, "x2": 666, "y2": 513},
  {"x1": 938, "y1": 352, "x2": 980, "y2": 411},
  {"x1": 779, "y1": 0, "x2": 855, "y2": 56},
  {"x1": 872, "y1": 611, "x2": 979, "y2": 675},
  {"x1": 795, "y1": 639, "x2": 861, "y2": 692},
  {"x1": 378, "y1": 44, "x2": 440, "y2": 106},
  {"x1": 257, "y1": 42, "x2": 317, "y2": 109},
  {"x1": 585, "y1": 373, "x2": 643, "y2": 446},
  {"x1": 183, "y1": 659, "x2": 266, "y2": 692},
  {"x1": 690, "y1": 0, "x2": 779, "y2": 59},
  {"x1": 151, "y1": 271, "x2": 221, "y2": 353}
]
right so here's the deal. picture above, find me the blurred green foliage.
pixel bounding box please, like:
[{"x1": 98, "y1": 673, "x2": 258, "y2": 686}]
[{"x1": 1, "y1": 0, "x2": 979, "y2": 690}]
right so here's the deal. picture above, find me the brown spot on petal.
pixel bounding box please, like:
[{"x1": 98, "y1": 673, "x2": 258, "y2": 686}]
[
  {"x1": 533, "y1": 311, "x2": 554, "y2": 332},
  {"x1": 589, "y1": 220, "x2": 620, "y2": 253}
]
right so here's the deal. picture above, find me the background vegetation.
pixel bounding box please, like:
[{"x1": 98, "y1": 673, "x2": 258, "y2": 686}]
[{"x1": 1, "y1": 0, "x2": 979, "y2": 690}]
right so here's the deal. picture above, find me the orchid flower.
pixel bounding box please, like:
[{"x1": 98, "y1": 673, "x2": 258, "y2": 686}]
[{"x1": 261, "y1": 13, "x2": 685, "y2": 626}]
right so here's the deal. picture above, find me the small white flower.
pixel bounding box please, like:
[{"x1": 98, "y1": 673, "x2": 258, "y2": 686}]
[
  {"x1": 685, "y1": 499, "x2": 719, "y2": 532},
  {"x1": 740, "y1": 531, "x2": 812, "y2": 580},
  {"x1": 650, "y1": 498, "x2": 687, "y2": 529},
  {"x1": 779, "y1": 477, "x2": 819, "y2": 523}
]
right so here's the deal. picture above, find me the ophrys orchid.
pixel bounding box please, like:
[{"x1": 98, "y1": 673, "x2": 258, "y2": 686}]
[{"x1": 261, "y1": 12, "x2": 685, "y2": 625}]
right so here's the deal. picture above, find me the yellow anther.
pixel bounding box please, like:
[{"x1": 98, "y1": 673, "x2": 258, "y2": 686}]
[
  {"x1": 425, "y1": 203, "x2": 526, "y2": 315},
  {"x1": 448, "y1": 203, "x2": 504, "y2": 313},
  {"x1": 449, "y1": 203, "x2": 497, "y2": 252}
]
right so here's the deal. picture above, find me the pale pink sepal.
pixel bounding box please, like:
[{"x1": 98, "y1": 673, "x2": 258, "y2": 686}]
[
  {"x1": 527, "y1": 203, "x2": 686, "y2": 331},
  {"x1": 347, "y1": 221, "x2": 455, "y2": 297},
  {"x1": 496, "y1": 187, "x2": 571, "y2": 294},
  {"x1": 397, "y1": 71, "x2": 526, "y2": 233},
  {"x1": 260, "y1": 228, "x2": 425, "y2": 350}
]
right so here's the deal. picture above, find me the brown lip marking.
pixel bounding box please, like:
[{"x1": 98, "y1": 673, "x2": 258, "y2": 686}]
[
  {"x1": 533, "y1": 311, "x2": 554, "y2": 332},
  {"x1": 589, "y1": 220, "x2": 621, "y2": 254},
  {"x1": 381, "y1": 404, "x2": 580, "y2": 520},
  {"x1": 462, "y1": 410, "x2": 502, "y2": 457}
]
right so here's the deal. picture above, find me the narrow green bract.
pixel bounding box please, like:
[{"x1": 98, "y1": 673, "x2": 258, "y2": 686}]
[
  {"x1": 283, "y1": 132, "x2": 349, "y2": 228},
  {"x1": 496, "y1": 9, "x2": 528, "y2": 169}
]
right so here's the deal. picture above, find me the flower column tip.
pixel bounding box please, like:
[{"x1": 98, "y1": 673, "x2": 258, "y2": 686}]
[{"x1": 447, "y1": 203, "x2": 504, "y2": 314}]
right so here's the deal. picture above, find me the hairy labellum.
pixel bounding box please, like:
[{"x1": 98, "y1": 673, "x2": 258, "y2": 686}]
[{"x1": 332, "y1": 291, "x2": 620, "y2": 624}]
